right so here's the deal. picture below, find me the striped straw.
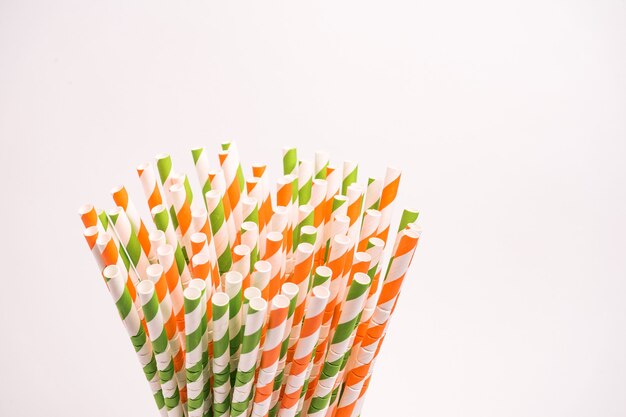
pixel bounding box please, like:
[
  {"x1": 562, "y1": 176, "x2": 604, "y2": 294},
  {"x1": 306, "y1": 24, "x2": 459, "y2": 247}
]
[
  {"x1": 191, "y1": 147, "x2": 212, "y2": 200},
  {"x1": 152, "y1": 204, "x2": 192, "y2": 288},
  {"x1": 225, "y1": 271, "x2": 244, "y2": 384},
  {"x1": 206, "y1": 189, "x2": 233, "y2": 276},
  {"x1": 251, "y1": 294, "x2": 290, "y2": 417},
  {"x1": 240, "y1": 221, "x2": 259, "y2": 271},
  {"x1": 212, "y1": 291, "x2": 232, "y2": 417},
  {"x1": 375, "y1": 166, "x2": 402, "y2": 244},
  {"x1": 251, "y1": 260, "x2": 272, "y2": 301},
  {"x1": 137, "y1": 280, "x2": 184, "y2": 417},
  {"x1": 108, "y1": 207, "x2": 150, "y2": 280},
  {"x1": 156, "y1": 244, "x2": 185, "y2": 336},
  {"x1": 230, "y1": 297, "x2": 267, "y2": 416},
  {"x1": 278, "y1": 286, "x2": 330, "y2": 417},
  {"x1": 306, "y1": 273, "x2": 371, "y2": 417},
  {"x1": 184, "y1": 286, "x2": 205, "y2": 417},
  {"x1": 341, "y1": 160, "x2": 358, "y2": 195},
  {"x1": 111, "y1": 184, "x2": 154, "y2": 261},
  {"x1": 137, "y1": 162, "x2": 164, "y2": 213},
  {"x1": 314, "y1": 151, "x2": 329, "y2": 180},
  {"x1": 103, "y1": 265, "x2": 167, "y2": 417}
]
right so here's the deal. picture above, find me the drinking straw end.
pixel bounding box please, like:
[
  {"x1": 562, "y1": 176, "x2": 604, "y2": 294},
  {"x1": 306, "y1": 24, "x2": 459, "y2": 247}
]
[
  {"x1": 212, "y1": 291, "x2": 230, "y2": 306},
  {"x1": 184, "y1": 286, "x2": 202, "y2": 301},
  {"x1": 146, "y1": 264, "x2": 164, "y2": 282},
  {"x1": 188, "y1": 278, "x2": 207, "y2": 292},
  {"x1": 77, "y1": 204, "x2": 94, "y2": 216},
  {"x1": 248, "y1": 297, "x2": 267, "y2": 312},
  {"x1": 311, "y1": 285, "x2": 330, "y2": 300},
  {"x1": 244, "y1": 286, "x2": 262, "y2": 301},
  {"x1": 353, "y1": 272, "x2": 372, "y2": 287},
  {"x1": 281, "y1": 282, "x2": 299, "y2": 299},
  {"x1": 156, "y1": 244, "x2": 174, "y2": 258},
  {"x1": 225, "y1": 270, "x2": 243, "y2": 286},
  {"x1": 272, "y1": 294, "x2": 290, "y2": 310},
  {"x1": 253, "y1": 260, "x2": 271, "y2": 274},
  {"x1": 102, "y1": 264, "x2": 120, "y2": 280},
  {"x1": 234, "y1": 244, "x2": 251, "y2": 257},
  {"x1": 136, "y1": 280, "x2": 155, "y2": 296}
]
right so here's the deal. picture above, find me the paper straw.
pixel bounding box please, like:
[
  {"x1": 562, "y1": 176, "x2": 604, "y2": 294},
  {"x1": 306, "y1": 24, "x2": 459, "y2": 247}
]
[
  {"x1": 251, "y1": 294, "x2": 289, "y2": 417},
  {"x1": 293, "y1": 204, "x2": 314, "y2": 250},
  {"x1": 108, "y1": 207, "x2": 150, "y2": 280},
  {"x1": 278, "y1": 286, "x2": 330, "y2": 417},
  {"x1": 156, "y1": 244, "x2": 185, "y2": 336},
  {"x1": 156, "y1": 153, "x2": 180, "y2": 229},
  {"x1": 205, "y1": 189, "x2": 233, "y2": 276},
  {"x1": 276, "y1": 175, "x2": 295, "y2": 254},
  {"x1": 341, "y1": 161, "x2": 358, "y2": 195},
  {"x1": 285, "y1": 243, "x2": 315, "y2": 367},
  {"x1": 191, "y1": 147, "x2": 212, "y2": 199},
  {"x1": 96, "y1": 232, "x2": 140, "y2": 311},
  {"x1": 212, "y1": 291, "x2": 232, "y2": 417},
  {"x1": 184, "y1": 286, "x2": 205, "y2": 417},
  {"x1": 357, "y1": 210, "x2": 381, "y2": 252},
  {"x1": 310, "y1": 180, "x2": 328, "y2": 256},
  {"x1": 375, "y1": 166, "x2": 401, "y2": 244},
  {"x1": 240, "y1": 221, "x2": 259, "y2": 271},
  {"x1": 299, "y1": 225, "x2": 317, "y2": 247},
  {"x1": 112, "y1": 184, "x2": 154, "y2": 261},
  {"x1": 251, "y1": 260, "x2": 271, "y2": 301},
  {"x1": 230, "y1": 297, "x2": 267, "y2": 416},
  {"x1": 171, "y1": 183, "x2": 194, "y2": 260},
  {"x1": 311, "y1": 266, "x2": 332, "y2": 290},
  {"x1": 398, "y1": 208, "x2": 420, "y2": 232},
  {"x1": 307, "y1": 273, "x2": 371, "y2": 417},
  {"x1": 150, "y1": 230, "x2": 167, "y2": 255},
  {"x1": 232, "y1": 244, "x2": 251, "y2": 291},
  {"x1": 191, "y1": 207, "x2": 220, "y2": 290},
  {"x1": 268, "y1": 283, "x2": 298, "y2": 417},
  {"x1": 363, "y1": 177, "x2": 382, "y2": 212},
  {"x1": 83, "y1": 226, "x2": 104, "y2": 271},
  {"x1": 137, "y1": 280, "x2": 184, "y2": 417},
  {"x1": 152, "y1": 204, "x2": 192, "y2": 288},
  {"x1": 102, "y1": 266, "x2": 167, "y2": 417},
  {"x1": 188, "y1": 279, "x2": 213, "y2": 417},
  {"x1": 218, "y1": 149, "x2": 243, "y2": 234},
  {"x1": 249, "y1": 164, "x2": 272, "y2": 257},
  {"x1": 282, "y1": 147, "x2": 298, "y2": 176},
  {"x1": 314, "y1": 151, "x2": 329, "y2": 180},
  {"x1": 78, "y1": 204, "x2": 103, "y2": 231},
  {"x1": 297, "y1": 159, "x2": 313, "y2": 207},
  {"x1": 225, "y1": 271, "x2": 244, "y2": 384},
  {"x1": 335, "y1": 229, "x2": 419, "y2": 417},
  {"x1": 208, "y1": 169, "x2": 237, "y2": 247},
  {"x1": 137, "y1": 162, "x2": 164, "y2": 212},
  {"x1": 263, "y1": 231, "x2": 284, "y2": 300},
  {"x1": 146, "y1": 264, "x2": 186, "y2": 394},
  {"x1": 241, "y1": 196, "x2": 259, "y2": 227},
  {"x1": 305, "y1": 235, "x2": 351, "y2": 399}
]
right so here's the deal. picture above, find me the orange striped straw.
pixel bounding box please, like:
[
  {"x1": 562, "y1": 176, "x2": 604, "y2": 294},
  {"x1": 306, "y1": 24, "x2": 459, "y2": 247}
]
[
  {"x1": 111, "y1": 184, "x2": 154, "y2": 261},
  {"x1": 78, "y1": 204, "x2": 102, "y2": 231},
  {"x1": 232, "y1": 244, "x2": 251, "y2": 291},
  {"x1": 263, "y1": 231, "x2": 284, "y2": 300},
  {"x1": 137, "y1": 162, "x2": 163, "y2": 212},
  {"x1": 375, "y1": 166, "x2": 401, "y2": 244}
]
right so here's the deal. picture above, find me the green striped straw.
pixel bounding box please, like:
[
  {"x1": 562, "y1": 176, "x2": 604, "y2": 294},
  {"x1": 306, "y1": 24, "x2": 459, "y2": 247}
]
[
  {"x1": 185, "y1": 286, "x2": 205, "y2": 417},
  {"x1": 108, "y1": 207, "x2": 150, "y2": 279},
  {"x1": 282, "y1": 147, "x2": 298, "y2": 177},
  {"x1": 152, "y1": 204, "x2": 191, "y2": 282},
  {"x1": 156, "y1": 153, "x2": 180, "y2": 230},
  {"x1": 299, "y1": 225, "x2": 317, "y2": 247},
  {"x1": 188, "y1": 279, "x2": 213, "y2": 417},
  {"x1": 268, "y1": 283, "x2": 299, "y2": 417},
  {"x1": 192, "y1": 147, "x2": 212, "y2": 203},
  {"x1": 307, "y1": 273, "x2": 371, "y2": 417},
  {"x1": 298, "y1": 159, "x2": 313, "y2": 206},
  {"x1": 314, "y1": 151, "x2": 329, "y2": 180},
  {"x1": 363, "y1": 177, "x2": 382, "y2": 212},
  {"x1": 230, "y1": 297, "x2": 267, "y2": 416},
  {"x1": 341, "y1": 160, "x2": 358, "y2": 195},
  {"x1": 211, "y1": 292, "x2": 231, "y2": 417},
  {"x1": 221, "y1": 141, "x2": 246, "y2": 198},
  {"x1": 225, "y1": 271, "x2": 244, "y2": 384},
  {"x1": 103, "y1": 266, "x2": 167, "y2": 417},
  {"x1": 398, "y1": 208, "x2": 420, "y2": 231},
  {"x1": 206, "y1": 189, "x2": 233, "y2": 275},
  {"x1": 311, "y1": 265, "x2": 332, "y2": 291},
  {"x1": 293, "y1": 204, "x2": 314, "y2": 250},
  {"x1": 241, "y1": 222, "x2": 259, "y2": 271},
  {"x1": 137, "y1": 280, "x2": 184, "y2": 417}
]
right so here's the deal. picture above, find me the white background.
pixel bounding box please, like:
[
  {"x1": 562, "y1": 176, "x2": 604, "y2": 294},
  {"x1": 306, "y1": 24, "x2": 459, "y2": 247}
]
[{"x1": 1, "y1": 1, "x2": 625, "y2": 416}]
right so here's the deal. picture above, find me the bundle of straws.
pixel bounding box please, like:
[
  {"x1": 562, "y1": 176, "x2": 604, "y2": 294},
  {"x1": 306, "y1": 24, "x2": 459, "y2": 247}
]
[{"x1": 80, "y1": 143, "x2": 421, "y2": 417}]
